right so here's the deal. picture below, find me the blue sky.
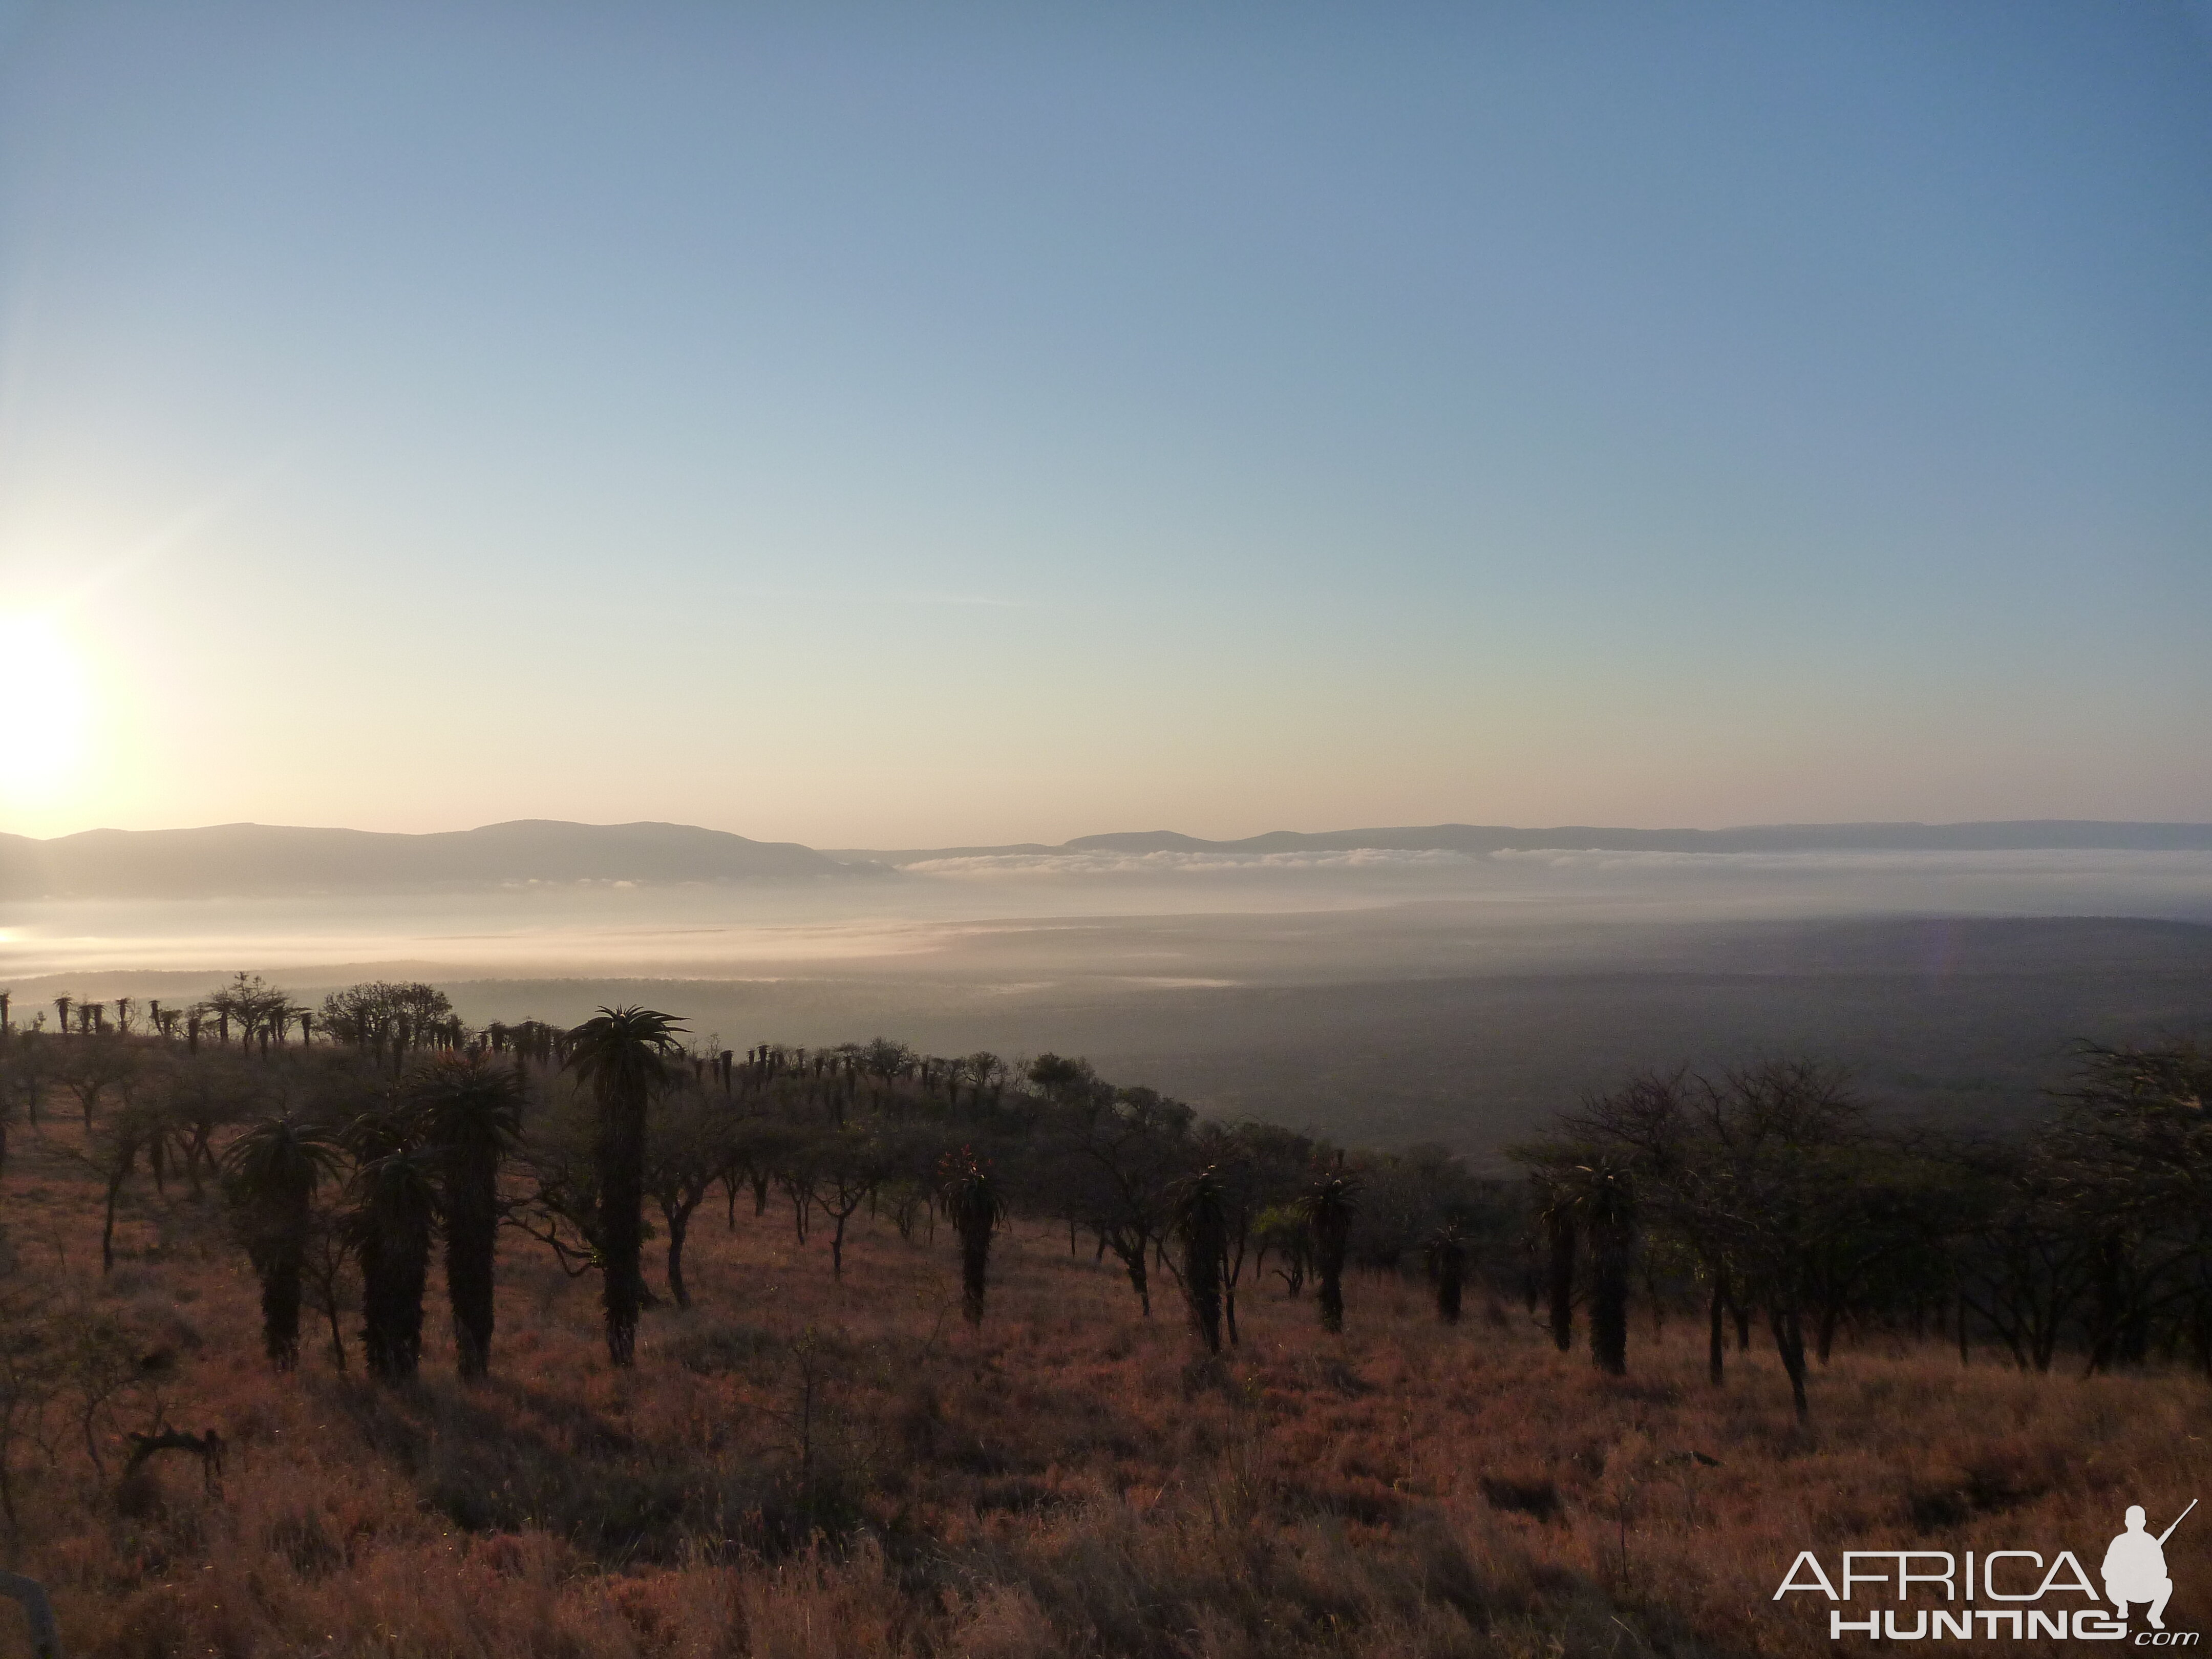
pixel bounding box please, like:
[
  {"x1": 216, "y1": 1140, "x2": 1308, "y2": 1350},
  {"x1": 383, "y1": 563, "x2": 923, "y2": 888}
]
[{"x1": 2, "y1": 2, "x2": 2208, "y2": 844}]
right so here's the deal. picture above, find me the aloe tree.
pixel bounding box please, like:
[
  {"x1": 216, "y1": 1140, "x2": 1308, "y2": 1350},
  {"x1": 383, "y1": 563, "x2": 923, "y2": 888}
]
[
  {"x1": 1305, "y1": 1168, "x2": 1359, "y2": 1335},
  {"x1": 939, "y1": 1146, "x2": 1004, "y2": 1325},
  {"x1": 222, "y1": 1115, "x2": 342, "y2": 1369},
  {"x1": 411, "y1": 1051, "x2": 524, "y2": 1379},
  {"x1": 1425, "y1": 1223, "x2": 1469, "y2": 1325},
  {"x1": 349, "y1": 1146, "x2": 441, "y2": 1381},
  {"x1": 1525, "y1": 1156, "x2": 1636, "y2": 1372},
  {"x1": 565, "y1": 1006, "x2": 685, "y2": 1366},
  {"x1": 1578, "y1": 1160, "x2": 1636, "y2": 1375},
  {"x1": 1174, "y1": 1165, "x2": 1228, "y2": 1354},
  {"x1": 1537, "y1": 1172, "x2": 1579, "y2": 1353}
]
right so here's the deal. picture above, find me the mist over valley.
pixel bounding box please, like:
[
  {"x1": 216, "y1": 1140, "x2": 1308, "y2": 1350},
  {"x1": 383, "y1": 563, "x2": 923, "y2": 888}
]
[{"x1": 9, "y1": 816, "x2": 2208, "y2": 1164}]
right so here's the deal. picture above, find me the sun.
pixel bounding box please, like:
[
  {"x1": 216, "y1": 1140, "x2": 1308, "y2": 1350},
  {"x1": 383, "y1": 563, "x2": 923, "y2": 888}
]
[{"x1": 0, "y1": 612, "x2": 92, "y2": 802}]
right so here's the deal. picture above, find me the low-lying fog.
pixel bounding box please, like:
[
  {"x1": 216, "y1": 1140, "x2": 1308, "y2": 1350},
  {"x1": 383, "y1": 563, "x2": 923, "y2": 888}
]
[
  {"x1": 9, "y1": 848, "x2": 2211, "y2": 977},
  {"x1": 9, "y1": 849, "x2": 2211, "y2": 1165}
]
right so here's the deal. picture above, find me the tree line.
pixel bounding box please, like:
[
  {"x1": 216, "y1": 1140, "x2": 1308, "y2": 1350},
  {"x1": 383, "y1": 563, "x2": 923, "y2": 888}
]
[
  {"x1": 2, "y1": 977, "x2": 2205, "y2": 1423},
  {"x1": 1513, "y1": 1046, "x2": 2212, "y2": 1418}
]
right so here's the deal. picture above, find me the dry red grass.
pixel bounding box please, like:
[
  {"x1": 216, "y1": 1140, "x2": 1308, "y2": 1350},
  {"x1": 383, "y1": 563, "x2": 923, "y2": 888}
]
[{"x1": 4, "y1": 1119, "x2": 2206, "y2": 1657}]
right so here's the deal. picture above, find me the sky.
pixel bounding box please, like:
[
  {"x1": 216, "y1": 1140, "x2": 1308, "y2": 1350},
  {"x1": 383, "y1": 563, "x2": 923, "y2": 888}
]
[{"x1": 1, "y1": 2, "x2": 2209, "y2": 848}]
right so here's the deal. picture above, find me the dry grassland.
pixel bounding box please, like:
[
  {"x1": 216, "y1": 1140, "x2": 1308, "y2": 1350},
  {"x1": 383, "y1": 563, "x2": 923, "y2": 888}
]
[{"x1": 3, "y1": 1121, "x2": 2205, "y2": 1658}]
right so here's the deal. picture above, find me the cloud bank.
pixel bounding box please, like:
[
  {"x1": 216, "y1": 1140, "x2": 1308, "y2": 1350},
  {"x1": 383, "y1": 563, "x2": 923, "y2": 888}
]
[{"x1": 1484, "y1": 847, "x2": 2212, "y2": 877}]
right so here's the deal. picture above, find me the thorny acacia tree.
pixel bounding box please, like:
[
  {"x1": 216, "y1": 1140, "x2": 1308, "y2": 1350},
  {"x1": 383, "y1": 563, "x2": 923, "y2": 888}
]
[
  {"x1": 2039, "y1": 1041, "x2": 2212, "y2": 1375},
  {"x1": 1525, "y1": 1062, "x2": 1956, "y2": 1417}
]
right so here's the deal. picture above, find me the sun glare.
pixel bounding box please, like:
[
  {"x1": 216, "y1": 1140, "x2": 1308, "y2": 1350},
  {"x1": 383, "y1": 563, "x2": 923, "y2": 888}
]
[{"x1": 0, "y1": 613, "x2": 92, "y2": 802}]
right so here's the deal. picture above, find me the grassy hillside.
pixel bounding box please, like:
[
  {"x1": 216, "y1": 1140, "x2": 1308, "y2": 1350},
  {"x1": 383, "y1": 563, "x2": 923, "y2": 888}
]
[{"x1": 3, "y1": 1107, "x2": 2203, "y2": 1658}]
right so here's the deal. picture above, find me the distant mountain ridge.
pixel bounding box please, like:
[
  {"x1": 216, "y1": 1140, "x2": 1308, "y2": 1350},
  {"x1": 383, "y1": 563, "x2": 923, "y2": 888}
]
[
  {"x1": 0, "y1": 819, "x2": 880, "y2": 899},
  {"x1": 4, "y1": 817, "x2": 2207, "y2": 900},
  {"x1": 830, "y1": 820, "x2": 2212, "y2": 864},
  {"x1": 1054, "y1": 820, "x2": 2212, "y2": 857}
]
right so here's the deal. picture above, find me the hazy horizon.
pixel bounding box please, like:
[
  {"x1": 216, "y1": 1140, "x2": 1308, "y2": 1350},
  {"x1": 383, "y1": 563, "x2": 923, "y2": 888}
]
[{"x1": 13, "y1": 807, "x2": 2212, "y2": 844}]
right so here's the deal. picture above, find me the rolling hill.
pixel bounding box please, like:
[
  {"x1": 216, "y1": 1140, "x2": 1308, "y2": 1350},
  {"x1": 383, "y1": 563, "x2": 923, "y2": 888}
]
[{"x1": 0, "y1": 819, "x2": 884, "y2": 899}]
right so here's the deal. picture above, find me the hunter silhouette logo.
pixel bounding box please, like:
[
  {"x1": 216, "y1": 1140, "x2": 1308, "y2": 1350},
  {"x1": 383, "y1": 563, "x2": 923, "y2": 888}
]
[
  {"x1": 1775, "y1": 1499, "x2": 2198, "y2": 1643},
  {"x1": 2107, "y1": 1502, "x2": 2194, "y2": 1632}
]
